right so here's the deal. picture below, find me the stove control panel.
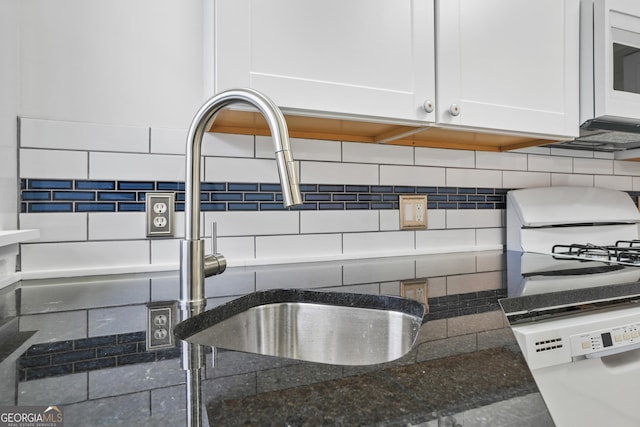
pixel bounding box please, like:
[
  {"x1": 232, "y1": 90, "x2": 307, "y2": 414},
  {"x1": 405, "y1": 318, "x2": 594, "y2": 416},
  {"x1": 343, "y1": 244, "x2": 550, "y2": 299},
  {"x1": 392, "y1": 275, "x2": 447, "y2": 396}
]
[{"x1": 570, "y1": 321, "x2": 640, "y2": 358}]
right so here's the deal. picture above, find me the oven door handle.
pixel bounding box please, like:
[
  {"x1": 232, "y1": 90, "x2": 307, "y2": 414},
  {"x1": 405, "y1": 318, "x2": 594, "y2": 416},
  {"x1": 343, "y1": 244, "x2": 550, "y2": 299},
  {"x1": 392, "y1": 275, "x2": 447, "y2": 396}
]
[{"x1": 585, "y1": 341, "x2": 640, "y2": 359}]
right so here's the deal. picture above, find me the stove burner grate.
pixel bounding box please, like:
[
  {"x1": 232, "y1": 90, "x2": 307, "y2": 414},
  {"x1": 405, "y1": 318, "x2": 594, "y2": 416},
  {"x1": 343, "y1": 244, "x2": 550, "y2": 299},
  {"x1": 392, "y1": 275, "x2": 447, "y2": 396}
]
[{"x1": 552, "y1": 241, "x2": 640, "y2": 265}]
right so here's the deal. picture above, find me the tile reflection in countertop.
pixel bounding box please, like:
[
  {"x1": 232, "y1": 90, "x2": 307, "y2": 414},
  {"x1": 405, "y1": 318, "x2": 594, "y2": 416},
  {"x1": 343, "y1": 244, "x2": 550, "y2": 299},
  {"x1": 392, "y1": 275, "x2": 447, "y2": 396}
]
[{"x1": 0, "y1": 251, "x2": 550, "y2": 426}]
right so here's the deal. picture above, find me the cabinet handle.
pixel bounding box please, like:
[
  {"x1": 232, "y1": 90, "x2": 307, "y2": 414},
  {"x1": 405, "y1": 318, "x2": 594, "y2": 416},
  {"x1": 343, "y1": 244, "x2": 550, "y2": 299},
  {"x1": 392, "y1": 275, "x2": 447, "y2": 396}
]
[
  {"x1": 422, "y1": 100, "x2": 434, "y2": 113},
  {"x1": 449, "y1": 104, "x2": 460, "y2": 116}
]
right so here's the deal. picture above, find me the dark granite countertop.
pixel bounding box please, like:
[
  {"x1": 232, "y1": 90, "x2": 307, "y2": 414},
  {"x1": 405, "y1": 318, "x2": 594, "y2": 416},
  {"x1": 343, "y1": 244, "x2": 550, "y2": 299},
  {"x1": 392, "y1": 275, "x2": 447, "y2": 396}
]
[{"x1": 0, "y1": 251, "x2": 553, "y2": 426}]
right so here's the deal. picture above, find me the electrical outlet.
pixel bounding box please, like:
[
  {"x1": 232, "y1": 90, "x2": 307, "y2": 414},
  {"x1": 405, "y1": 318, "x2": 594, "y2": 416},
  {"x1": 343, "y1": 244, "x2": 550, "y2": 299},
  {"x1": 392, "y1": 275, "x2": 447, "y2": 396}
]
[
  {"x1": 146, "y1": 302, "x2": 176, "y2": 350},
  {"x1": 399, "y1": 195, "x2": 428, "y2": 229},
  {"x1": 146, "y1": 193, "x2": 175, "y2": 237},
  {"x1": 401, "y1": 279, "x2": 429, "y2": 309}
]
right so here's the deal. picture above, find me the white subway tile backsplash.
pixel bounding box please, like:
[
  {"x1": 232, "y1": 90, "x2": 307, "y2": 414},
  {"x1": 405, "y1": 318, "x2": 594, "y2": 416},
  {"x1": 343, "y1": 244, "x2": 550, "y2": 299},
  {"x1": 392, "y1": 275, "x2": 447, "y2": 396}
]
[
  {"x1": 207, "y1": 133, "x2": 254, "y2": 158},
  {"x1": 573, "y1": 158, "x2": 613, "y2": 175},
  {"x1": 502, "y1": 170, "x2": 551, "y2": 188},
  {"x1": 342, "y1": 141, "x2": 413, "y2": 165},
  {"x1": 445, "y1": 168, "x2": 501, "y2": 188},
  {"x1": 512, "y1": 145, "x2": 551, "y2": 155},
  {"x1": 594, "y1": 174, "x2": 633, "y2": 191},
  {"x1": 90, "y1": 152, "x2": 183, "y2": 181},
  {"x1": 380, "y1": 165, "x2": 445, "y2": 186},
  {"x1": 476, "y1": 227, "x2": 504, "y2": 248},
  {"x1": 415, "y1": 229, "x2": 476, "y2": 252},
  {"x1": 290, "y1": 137, "x2": 342, "y2": 162},
  {"x1": 475, "y1": 151, "x2": 527, "y2": 171},
  {"x1": 380, "y1": 210, "x2": 399, "y2": 231},
  {"x1": 551, "y1": 173, "x2": 594, "y2": 187},
  {"x1": 446, "y1": 209, "x2": 502, "y2": 229},
  {"x1": 216, "y1": 236, "x2": 256, "y2": 265},
  {"x1": 527, "y1": 154, "x2": 573, "y2": 173},
  {"x1": 415, "y1": 147, "x2": 475, "y2": 168},
  {"x1": 20, "y1": 118, "x2": 149, "y2": 153},
  {"x1": 300, "y1": 211, "x2": 378, "y2": 234},
  {"x1": 150, "y1": 239, "x2": 180, "y2": 268},
  {"x1": 427, "y1": 210, "x2": 446, "y2": 230},
  {"x1": 205, "y1": 157, "x2": 282, "y2": 183},
  {"x1": 21, "y1": 149, "x2": 88, "y2": 179},
  {"x1": 205, "y1": 267, "x2": 256, "y2": 297},
  {"x1": 19, "y1": 213, "x2": 87, "y2": 242},
  {"x1": 342, "y1": 231, "x2": 414, "y2": 256},
  {"x1": 150, "y1": 128, "x2": 187, "y2": 155},
  {"x1": 205, "y1": 211, "x2": 299, "y2": 237},
  {"x1": 548, "y1": 146, "x2": 594, "y2": 158},
  {"x1": 89, "y1": 212, "x2": 146, "y2": 240},
  {"x1": 301, "y1": 161, "x2": 378, "y2": 185},
  {"x1": 256, "y1": 234, "x2": 342, "y2": 261},
  {"x1": 475, "y1": 250, "x2": 505, "y2": 272},
  {"x1": 88, "y1": 305, "x2": 146, "y2": 336},
  {"x1": 21, "y1": 241, "x2": 151, "y2": 274},
  {"x1": 614, "y1": 160, "x2": 640, "y2": 176}
]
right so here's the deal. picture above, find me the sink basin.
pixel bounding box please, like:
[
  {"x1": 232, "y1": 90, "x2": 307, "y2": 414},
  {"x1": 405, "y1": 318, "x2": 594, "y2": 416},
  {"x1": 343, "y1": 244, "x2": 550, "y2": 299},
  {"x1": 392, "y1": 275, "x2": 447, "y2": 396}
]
[{"x1": 173, "y1": 289, "x2": 425, "y2": 366}]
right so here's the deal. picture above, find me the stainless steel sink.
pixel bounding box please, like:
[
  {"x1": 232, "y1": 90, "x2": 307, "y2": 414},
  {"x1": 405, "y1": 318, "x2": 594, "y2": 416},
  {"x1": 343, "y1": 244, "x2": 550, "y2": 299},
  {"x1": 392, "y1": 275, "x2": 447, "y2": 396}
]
[{"x1": 173, "y1": 289, "x2": 425, "y2": 366}]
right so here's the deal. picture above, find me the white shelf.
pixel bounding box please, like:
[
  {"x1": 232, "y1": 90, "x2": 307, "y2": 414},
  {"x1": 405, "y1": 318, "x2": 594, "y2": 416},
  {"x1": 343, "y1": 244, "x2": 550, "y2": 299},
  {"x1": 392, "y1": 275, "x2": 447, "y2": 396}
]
[{"x1": 0, "y1": 229, "x2": 39, "y2": 247}]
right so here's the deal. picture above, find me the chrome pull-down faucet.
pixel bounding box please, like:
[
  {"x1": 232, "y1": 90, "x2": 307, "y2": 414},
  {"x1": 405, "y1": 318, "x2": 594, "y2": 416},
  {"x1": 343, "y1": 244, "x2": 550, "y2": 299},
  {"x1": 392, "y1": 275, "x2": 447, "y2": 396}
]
[{"x1": 179, "y1": 88, "x2": 303, "y2": 310}]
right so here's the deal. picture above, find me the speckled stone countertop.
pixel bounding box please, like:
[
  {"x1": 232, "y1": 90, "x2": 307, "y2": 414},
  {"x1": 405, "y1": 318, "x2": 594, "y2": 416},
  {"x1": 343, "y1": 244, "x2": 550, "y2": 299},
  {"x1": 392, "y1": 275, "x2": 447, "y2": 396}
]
[{"x1": 1, "y1": 251, "x2": 553, "y2": 426}]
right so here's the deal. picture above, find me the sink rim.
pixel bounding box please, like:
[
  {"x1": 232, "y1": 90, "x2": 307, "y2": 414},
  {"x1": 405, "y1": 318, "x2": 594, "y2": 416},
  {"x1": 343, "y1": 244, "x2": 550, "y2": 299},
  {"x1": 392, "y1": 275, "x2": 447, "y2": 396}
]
[{"x1": 173, "y1": 288, "x2": 426, "y2": 343}]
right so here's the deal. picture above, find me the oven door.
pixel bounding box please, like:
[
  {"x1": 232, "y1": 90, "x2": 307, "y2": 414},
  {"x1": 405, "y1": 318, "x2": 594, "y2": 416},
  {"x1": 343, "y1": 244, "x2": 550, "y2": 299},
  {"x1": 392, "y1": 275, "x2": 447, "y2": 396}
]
[{"x1": 590, "y1": 0, "x2": 640, "y2": 121}]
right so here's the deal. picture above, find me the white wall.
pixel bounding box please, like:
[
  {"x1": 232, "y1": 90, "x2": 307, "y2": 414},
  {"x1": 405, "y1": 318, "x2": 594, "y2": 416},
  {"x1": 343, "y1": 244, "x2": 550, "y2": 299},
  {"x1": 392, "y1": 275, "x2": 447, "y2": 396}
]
[{"x1": 0, "y1": 0, "x2": 19, "y2": 230}]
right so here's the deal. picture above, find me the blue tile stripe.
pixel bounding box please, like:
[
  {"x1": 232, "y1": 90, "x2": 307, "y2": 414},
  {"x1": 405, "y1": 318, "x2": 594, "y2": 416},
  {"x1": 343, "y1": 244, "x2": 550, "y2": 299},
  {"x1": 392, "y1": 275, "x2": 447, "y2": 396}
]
[{"x1": 20, "y1": 179, "x2": 509, "y2": 213}]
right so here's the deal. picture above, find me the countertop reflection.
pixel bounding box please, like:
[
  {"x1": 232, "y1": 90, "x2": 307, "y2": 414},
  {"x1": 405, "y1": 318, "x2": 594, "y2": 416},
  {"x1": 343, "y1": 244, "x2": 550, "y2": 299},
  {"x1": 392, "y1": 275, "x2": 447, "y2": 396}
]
[{"x1": 0, "y1": 251, "x2": 551, "y2": 426}]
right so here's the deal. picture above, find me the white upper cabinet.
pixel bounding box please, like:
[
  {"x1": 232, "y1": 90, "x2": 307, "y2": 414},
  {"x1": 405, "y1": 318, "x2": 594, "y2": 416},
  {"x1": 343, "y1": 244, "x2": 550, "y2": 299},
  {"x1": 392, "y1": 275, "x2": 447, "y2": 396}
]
[
  {"x1": 212, "y1": 0, "x2": 580, "y2": 141},
  {"x1": 214, "y1": 0, "x2": 435, "y2": 124},
  {"x1": 436, "y1": 0, "x2": 580, "y2": 138}
]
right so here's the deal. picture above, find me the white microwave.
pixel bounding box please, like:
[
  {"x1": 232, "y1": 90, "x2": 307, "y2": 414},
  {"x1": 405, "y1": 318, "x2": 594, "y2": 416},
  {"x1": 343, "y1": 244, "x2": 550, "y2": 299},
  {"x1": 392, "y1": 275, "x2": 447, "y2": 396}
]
[{"x1": 570, "y1": 0, "x2": 640, "y2": 154}]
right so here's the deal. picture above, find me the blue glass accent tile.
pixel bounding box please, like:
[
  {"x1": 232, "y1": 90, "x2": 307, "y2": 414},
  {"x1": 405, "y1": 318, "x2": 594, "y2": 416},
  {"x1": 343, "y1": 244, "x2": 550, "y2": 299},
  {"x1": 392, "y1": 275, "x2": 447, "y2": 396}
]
[
  {"x1": 371, "y1": 202, "x2": 395, "y2": 209},
  {"x1": 319, "y1": 202, "x2": 344, "y2": 210},
  {"x1": 394, "y1": 186, "x2": 416, "y2": 193},
  {"x1": 496, "y1": 203, "x2": 506, "y2": 209},
  {"x1": 371, "y1": 186, "x2": 393, "y2": 193},
  {"x1": 477, "y1": 188, "x2": 494, "y2": 194},
  {"x1": 201, "y1": 182, "x2": 224, "y2": 191},
  {"x1": 53, "y1": 191, "x2": 95, "y2": 201},
  {"x1": 478, "y1": 203, "x2": 495, "y2": 209},
  {"x1": 118, "y1": 203, "x2": 145, "y2": 212},
  {"x1": 212, "y1": 193, "x2": 242, "y2": 201},
  {"x1": 118, "y1": 181, "x2": 155, "y2": 190},
  {"x1": 417, "y1": 186, "x2": 437, "y2": 194},
  {"x1": 229, "y1": 203, "x2": 258, "y2": 211},
  {"x1": 18, "y1": 355, "x2": 51, "y2": 369},
  {"x1": 98, "y1": 192, "x2": 136, "y2": 201},
  {"x1": 75, "y1": 336, "x2": 117, "y2": 349},
  {"x1": 21, "y1": 203, "x2": 26, "y2": 213},
  {"x1": 495, "y1": 188, "x2": 509, "y2": 194},
  {"x1": 245, "y1": 193, "x2": 274, "y2": 201},
  {"x1": 427, "y1": 202, "x2": 437, "y2": 209},
  {"x1": 200, "y1": 203, "x2": 226, "y2": 211},
  {"x1": 51, "y1": 349, "x2": 96, "y2": 365},
  {"x1": 118, "y1": 332, "x2": 145, "y2": 343},
  {"x1": 97, "y1": 343, "x2": 138, "y2": 357},
  {"x1": 260, "y1": 183, "x2": 282, "y2": 192},
  {"x1": 448, "y1": 195, "x2": 467, "y2": 202},
  {"x1": 26, "y1": 364, "x2": 73, "y2": 381},
  {"x1": 468, "y1": 195, "x2": 486, "y2": 202},
  {"x1": 346, "y1": 202, "x2": 370, "y2": 209},
  {"x1": 438, "y1": 203, "x2": 458, "y2": 209},
  {"x1": 438, "y1": 187, "x2": 458, "y2": 193},
  {"x1": 29, "y1": 179, "x2": 73, "y2": 190},
  {"x1": 74, "y1": 358, "x2": 117, "y2": 372},
  {"x1": 333, "y1": 194, "x2": 357, "y2": 201},
  {"x1": 118, "y1": 352, "x2": 157, "y2": 365},
  {"x1": 319, "y1": 185, "x2": 344, "y2": 192},
  {"x1": 458, "y1": 187, "x2": 477, "y2": 194},
  {"x1": 428, "y1": 195, "x2": 447, "y2": 202},
  {"x1": 291, "y1": 203, "x2": 317, "y2": 210},
  {"x1": 76, "y1": 180, "x2": 115, "y2": 190},
  {"x1": 157, "y1": 182, "x2": 185, "y2": 191},
  {"x1": 21, "y1": 179, "x2": 26, "y2": 189},
  {"x1": 28, "y1": 203, "x2": 73, "y2": 213},
  {"x1": 156, "y1": 347, "x2": 182, "y2": 360},
  {"x1": 383, "y1": 194, "x2": 399, "y2": 202},
  {"x1": 487, "y1": 195, "x2": 504, "y2": 202},
  {"x1": 200, "y1": 193, "x2": 210, "y2": 201},
  {"x1": 22, "y1": 191, "x2": 50, "y2": 201},
  {"x1": 229, "y1": 183, "x2": 258, "y2": 191},
  {"x1": 176, "y1": 203, "x2": 185, "y2": 212},
  {"x1": 300, "y1": 184, "x2": 317, "y2": 192},
  {"x1": 346, "y1": 185, "x2": 369, "y2": 192},
  {"x1": 27, "y1": 341, "x2": 74, "y2": 355},
  {"x1": 459, "y1": 203, "x2": 477, "y2": 209},
  {"x1": 305, "y1": 194, "x2": 331, "y2": 202},
  {"x1": 359, "y1": 194, "x2": 381, "y2": 201},
  {"x1": 260, "y1": 203, "x2": 286, "y2": 211},
  {"x1": 76, "y1": 203, "x2": 116, "y2": 212}
]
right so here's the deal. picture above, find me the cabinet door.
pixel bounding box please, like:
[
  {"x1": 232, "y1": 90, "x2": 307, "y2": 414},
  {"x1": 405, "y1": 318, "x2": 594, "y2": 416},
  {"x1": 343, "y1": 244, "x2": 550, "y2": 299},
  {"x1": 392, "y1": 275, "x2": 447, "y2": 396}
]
[
  {"x1": 214, "y1": 0, "x2": 435, "y2": 124},
  {"x1": 436, "y1": 0, "x2": 580, "y2": 138}
]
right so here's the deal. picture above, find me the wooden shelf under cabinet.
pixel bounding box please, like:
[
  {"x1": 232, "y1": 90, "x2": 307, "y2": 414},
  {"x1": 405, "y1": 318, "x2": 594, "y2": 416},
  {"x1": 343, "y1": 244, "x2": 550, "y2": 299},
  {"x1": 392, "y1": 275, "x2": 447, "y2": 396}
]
[{"x1": 209, "y1": 109, "x2": 562, "y2": 152}]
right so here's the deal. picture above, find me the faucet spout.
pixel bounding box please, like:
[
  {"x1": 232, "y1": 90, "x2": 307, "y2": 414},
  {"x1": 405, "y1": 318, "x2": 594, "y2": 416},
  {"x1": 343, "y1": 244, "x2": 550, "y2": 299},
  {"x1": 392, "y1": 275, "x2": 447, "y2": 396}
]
[{"x1": 180, "y1": 88, "x2": 302, "y2": 309}]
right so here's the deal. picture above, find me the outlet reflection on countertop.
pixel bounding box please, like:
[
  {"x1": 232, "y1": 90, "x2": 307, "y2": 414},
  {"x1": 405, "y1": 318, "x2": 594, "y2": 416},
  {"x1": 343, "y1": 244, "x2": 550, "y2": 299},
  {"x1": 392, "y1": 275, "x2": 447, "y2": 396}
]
[{"x1": 0, "y1": 251, "x2": 552, "y2": 427}]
